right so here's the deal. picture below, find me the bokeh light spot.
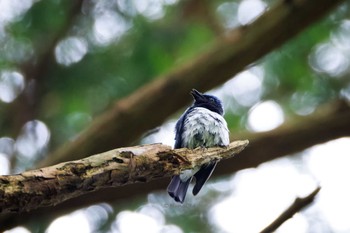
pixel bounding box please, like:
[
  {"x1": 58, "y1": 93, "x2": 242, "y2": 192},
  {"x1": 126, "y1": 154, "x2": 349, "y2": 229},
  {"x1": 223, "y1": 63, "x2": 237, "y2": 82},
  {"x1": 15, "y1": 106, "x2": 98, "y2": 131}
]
[
  {"x1": 0, "y1": 0, "x2": 34, "y2": 24},
  {"x1": 238, "y1": 0, "x2": 267, "y2": 25},
  {"x1": 142, "y1": 121, "x2": 176, "y2": 147},
  {"x1": 332, "y1": 20, "x2": 350, "y2": 51},
  {"x1": 0, "y1": 70, "x2": 25, "y2": 103},
  {"x1": 0, "y1": 153, "x2": 10, "y2": 175},
  {"x1": 55, "y1": 37, "x2": 88, "y2": 66},
  {"x1": 0, "y1": 137, "x2": 15, "y2": 156},
  {"x1": 16, "y1": 120, "x2": 50, "y2": 160},
  {"x1": 137, "y1": 204, "x2": 165, "y2": 226},
  {"x1": 217, "y1": 2, "x2": 239, "y2": 29},
  {"x1": 309, "y1": 42, "x2": 349, "y2": 77},
  {"x1": 46, "y1": 210, "x2": 90, "y2": 233},
  {"x1": 224, "y1": 70, "x2": 263, "y2": 107},
  {"x1": 133, "y1": 0, "x2": 168, "y2": 20},
  {"x1": 247, "y1": 100, "x2": 284, "y2": 132},
  {"x1": 4, "y1": 226, "x2": 31, "y2": 233},
  {"x1": 93, "y1": 11, "x2": 131, "y2": 46},
  {"x1": 115, "y1": 211, "x2": 161, "y2": 233},
  {"x1": 290, "y1": 92, "x2": 318, "y2": 116},
  {"x1": 84, "y1": 203, "x2": 113, "y2": 231}
]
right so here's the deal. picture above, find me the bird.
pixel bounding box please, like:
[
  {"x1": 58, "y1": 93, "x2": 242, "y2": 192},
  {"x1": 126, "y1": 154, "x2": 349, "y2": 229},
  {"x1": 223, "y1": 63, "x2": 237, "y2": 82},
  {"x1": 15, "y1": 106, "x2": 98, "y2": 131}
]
[{"x1": 167, "y1": 89, "x2": 230, "y2": 203}]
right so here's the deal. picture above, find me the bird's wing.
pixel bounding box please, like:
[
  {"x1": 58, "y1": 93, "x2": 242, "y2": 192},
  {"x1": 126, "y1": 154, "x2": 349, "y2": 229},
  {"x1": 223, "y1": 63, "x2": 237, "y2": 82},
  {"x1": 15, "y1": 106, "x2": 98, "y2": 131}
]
[
  {"x1": 174, "y1": 109, "x2": 189, "y2": 149},
  {"x1": 192, "y1": 161, "x2": 217, "y2": 196}
]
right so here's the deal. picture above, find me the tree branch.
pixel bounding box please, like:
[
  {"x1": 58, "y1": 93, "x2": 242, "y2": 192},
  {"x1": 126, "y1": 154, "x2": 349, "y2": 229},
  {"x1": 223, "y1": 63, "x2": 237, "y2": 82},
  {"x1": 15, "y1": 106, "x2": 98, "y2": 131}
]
[
  {"x1": 1, "y1": 102, "x2": 348, "y2": 230},
  {"x1": 0, "y1": 140, "x2": 248, "y2": 214},
  {"x1": 223, "y1": 101, "x2": 350, "y2": 174},
  {"x1": 181, "y1": 0, "x2": 223, "y2": 34},
  {"x1": 260, "y1": 187, "x2": 321, "y2": 233},
  {"x1": 38, "y1": 0, "x2": 345, "y2": 168}
]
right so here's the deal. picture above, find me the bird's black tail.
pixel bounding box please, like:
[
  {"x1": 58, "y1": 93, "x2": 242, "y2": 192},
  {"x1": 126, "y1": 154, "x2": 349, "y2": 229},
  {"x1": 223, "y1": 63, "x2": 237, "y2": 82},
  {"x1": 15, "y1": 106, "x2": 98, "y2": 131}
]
[
  {"x1": 192, "y1": 161, "x2": 217, "y2": 195},
  {"x1": 167, "y1": 175, "x2": 192, "y2": 203}
]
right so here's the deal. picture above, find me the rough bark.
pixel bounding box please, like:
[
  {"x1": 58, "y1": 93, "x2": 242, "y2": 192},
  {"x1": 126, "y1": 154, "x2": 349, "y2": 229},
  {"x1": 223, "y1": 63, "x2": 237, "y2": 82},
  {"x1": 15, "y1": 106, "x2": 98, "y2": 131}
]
[
  {"x1": 0, "y1": 140, "x2": 248, "y2": 214},
  {"x1": 38, "y1": 0, "x2": 345, "y2": 168}
]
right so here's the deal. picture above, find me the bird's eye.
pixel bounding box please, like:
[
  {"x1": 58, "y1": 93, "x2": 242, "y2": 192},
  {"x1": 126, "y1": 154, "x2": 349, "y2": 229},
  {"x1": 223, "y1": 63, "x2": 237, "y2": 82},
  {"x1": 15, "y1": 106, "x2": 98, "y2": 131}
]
[{"x1": 210, "y1": 98, "x2": 215, "y2": 102}]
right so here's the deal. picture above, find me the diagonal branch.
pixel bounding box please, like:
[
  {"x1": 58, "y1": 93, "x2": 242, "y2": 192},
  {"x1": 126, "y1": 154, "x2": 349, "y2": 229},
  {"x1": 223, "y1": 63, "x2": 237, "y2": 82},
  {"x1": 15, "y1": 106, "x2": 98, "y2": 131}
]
[
  {"x1": 222, "y1": 101, "x2": 350, "y2": 174},
  {"x1": 260, "y1": 186, "x2": 321, "y2": 233},
  {"x1": 38, "y1": 0, "x2": 345, "y2": 168},
  {"x1": 0, "y1": 140, "x2": 248, "y2": 214}
]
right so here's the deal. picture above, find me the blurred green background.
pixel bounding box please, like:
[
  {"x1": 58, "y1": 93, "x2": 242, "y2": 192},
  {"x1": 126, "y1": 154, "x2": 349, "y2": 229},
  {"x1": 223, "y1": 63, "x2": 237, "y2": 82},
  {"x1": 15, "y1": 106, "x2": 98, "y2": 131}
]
[{"x1": 1, "y1": 0, "x2": 350, "y2": 232}]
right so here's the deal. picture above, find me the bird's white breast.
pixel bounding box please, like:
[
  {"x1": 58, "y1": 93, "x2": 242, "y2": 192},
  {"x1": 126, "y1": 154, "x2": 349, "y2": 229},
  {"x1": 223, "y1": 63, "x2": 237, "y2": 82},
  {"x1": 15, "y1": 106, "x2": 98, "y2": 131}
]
[{"x1": 181, "y1": 107, "x2": 229, "y2": 149}]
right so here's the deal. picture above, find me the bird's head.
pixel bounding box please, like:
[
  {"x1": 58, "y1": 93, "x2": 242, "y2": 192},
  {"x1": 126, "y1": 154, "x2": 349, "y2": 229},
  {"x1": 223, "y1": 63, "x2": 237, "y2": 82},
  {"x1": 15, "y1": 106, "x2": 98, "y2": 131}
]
[{"x1": 190, "y1": 89, "x2": 224, "y2": 115}]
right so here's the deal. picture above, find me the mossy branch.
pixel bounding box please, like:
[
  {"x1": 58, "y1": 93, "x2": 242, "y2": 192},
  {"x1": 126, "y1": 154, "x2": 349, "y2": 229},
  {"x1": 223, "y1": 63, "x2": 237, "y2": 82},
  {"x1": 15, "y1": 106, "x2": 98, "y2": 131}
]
[{"x1": 0, "y1": 140, "x2": 248, "y2": 214}]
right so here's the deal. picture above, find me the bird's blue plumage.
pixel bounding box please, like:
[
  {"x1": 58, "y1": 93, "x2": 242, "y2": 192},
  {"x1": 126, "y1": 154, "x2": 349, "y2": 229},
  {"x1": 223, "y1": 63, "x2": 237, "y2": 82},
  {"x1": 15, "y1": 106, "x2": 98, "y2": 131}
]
[{"x1": 167, "y1": 89, "x2": 229, "y2": 203}]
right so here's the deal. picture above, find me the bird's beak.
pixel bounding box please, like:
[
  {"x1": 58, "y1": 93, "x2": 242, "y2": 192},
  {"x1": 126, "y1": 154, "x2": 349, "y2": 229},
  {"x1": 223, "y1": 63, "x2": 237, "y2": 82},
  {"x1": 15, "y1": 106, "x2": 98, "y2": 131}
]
[{"x1": 191, "y1": 89, "x2": 205, "y2": 101}]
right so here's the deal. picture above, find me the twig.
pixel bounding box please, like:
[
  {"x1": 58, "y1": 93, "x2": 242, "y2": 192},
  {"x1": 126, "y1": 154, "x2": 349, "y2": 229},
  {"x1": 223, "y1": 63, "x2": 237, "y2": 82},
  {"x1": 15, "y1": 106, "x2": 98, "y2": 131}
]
[
  {"x1": 260, "y1": 186, "x2": 321, "y2": 233},
  {"x1": 0, "y1": 140, "x2": 248, "y2": 214}
]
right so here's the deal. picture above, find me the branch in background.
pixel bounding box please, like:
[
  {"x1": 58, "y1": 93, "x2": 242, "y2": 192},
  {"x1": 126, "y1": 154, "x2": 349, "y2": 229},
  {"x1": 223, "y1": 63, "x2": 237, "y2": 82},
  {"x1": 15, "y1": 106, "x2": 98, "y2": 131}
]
[
  {"x1": 0, "y1": 141, "x2": 248, "y2": 214},
  {"x1": 260, "y1": 187, "x2": 321, "y2": 233},
  {"x1": 38, "y1": 0, "x2": 345, "y2": 168},
  {"x1": 223, "y1": 101, "x2": 350, "y2": 174},
  {"x1": 181, "y1": 0, "x2": 223, "y2": 34},
  {"x1": 1, "y1": 101, "x2": 348, "y2": 230}
]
